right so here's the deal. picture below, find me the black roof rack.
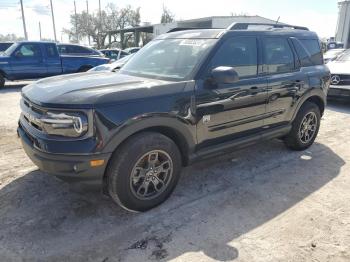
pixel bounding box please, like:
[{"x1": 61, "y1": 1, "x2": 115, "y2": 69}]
[
  {"x1": 227, "y1": 22, "x2": 309, "y2": 31},
  {"x1": 167, "y1": 27, "x2": 217, "y2": 33}
]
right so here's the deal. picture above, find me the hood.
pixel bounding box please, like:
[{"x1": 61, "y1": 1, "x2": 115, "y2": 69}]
[
  {"x1": 22, "y1": 72, "x2": 187, "y2": 108},
  {"x1": 327, "y1": 60, "x2": 350, "y2": 75}
]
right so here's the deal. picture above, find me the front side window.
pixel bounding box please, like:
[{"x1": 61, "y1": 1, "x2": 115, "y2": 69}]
[
  {"x1": 263, "y1": 38, "x2": 294, "y2": 74},
  {"x1": 121, "y1": 39, "x2": 216, "y2": 80},
  {"x1": 17, "y1": 44, "x2": 42, "y2": 57},
  {"x1": 208, "y1": 37, "x2": 258, "y2": 78}
]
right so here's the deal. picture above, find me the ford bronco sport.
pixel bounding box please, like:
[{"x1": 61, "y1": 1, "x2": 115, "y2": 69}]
[{"x1": 18, "y1": 23, "x2": 330, "y2": 212}]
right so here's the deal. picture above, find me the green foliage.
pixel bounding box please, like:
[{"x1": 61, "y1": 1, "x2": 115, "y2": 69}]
[{"x1": 63, "y1": 4, "x2": 141, "y2": 49}]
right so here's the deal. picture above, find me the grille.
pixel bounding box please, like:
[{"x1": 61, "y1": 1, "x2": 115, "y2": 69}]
[
  {"x1": 20, "y1": 98, "x2": 46, "y2": 132},
  {"x1": 331, "y1": 74, "x2": 350, "y2": 85}
]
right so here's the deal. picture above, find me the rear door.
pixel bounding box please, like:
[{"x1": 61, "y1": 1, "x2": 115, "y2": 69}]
[
  {"x1": 44, "y1": 43, "x2": 62, "y2": 76},
  {"x1": 10, "y1": 43, "x2": 46, "y2": 79},
  {"x1": 262, "y1": 37, "x2": 308, "y2": 127},
  {"x1": 195, "y1": 36, "x2": 268, "y2": 147}
]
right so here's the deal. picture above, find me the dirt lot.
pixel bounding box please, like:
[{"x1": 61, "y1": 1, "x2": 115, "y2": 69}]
[{"x1": 0, "y1": 84, "x2": 350, "y2": 262}]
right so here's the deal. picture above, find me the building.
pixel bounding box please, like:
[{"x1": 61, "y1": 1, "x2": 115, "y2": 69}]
[
  {"x1": 107, "y1": 15, "x2": 286, "y2": 48},
  {"x1": 335, "y1": 1, "x2": 350, "y2": 48}
]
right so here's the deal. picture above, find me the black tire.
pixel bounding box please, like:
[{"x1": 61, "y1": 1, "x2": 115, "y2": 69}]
[
  {"x1": 0, "y1": 74, "x2": 5, "y2": 88},
  {"x1": 284, "y1": 102, "x2": 321, "y2": 151},
  {"x1": 106, "y1": 132, "x2": 182, "y2": 212}
]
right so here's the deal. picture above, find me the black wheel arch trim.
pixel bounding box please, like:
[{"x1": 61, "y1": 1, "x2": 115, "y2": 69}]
[
  {"x1": 103, "y1": 113, "x2": 197, "y2": 165},
  {"x1": 290, "y1": 89, "x2": 326, "y2": 122}
]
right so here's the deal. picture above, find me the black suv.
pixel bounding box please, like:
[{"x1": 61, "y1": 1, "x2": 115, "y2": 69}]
[{"x1": 18, "y1": 23, "x2": 330, "y2": 212}]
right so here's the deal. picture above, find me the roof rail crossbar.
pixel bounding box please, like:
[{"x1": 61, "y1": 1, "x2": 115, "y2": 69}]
[{"x1": 227, "y1": 22, "x2": 309, "y2": 31}]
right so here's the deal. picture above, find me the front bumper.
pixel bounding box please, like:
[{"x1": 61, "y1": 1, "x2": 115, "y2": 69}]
[
  {"x1": 328, "y1": 85, "x2": 350, "y2": 99},
  {"x1": 18, "y1": 124, "x2": 111, "y2": 184}
]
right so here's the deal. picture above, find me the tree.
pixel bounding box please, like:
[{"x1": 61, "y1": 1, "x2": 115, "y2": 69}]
[
  {"x1": 0, "y1": 34, "x2": 24, "y2": 42},
  {"x1": 161, "y1": 6, "x2": 175, "y2": 24},
  {"x1": 63, "y1": 4, "x2": 141, "y2": 49}
]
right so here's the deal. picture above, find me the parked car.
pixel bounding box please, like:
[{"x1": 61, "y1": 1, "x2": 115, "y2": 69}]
[
  {"x1": 18, "y1": 23, "x2": 329, "y2": 212},
  {"x1": 0, "y1": 41, "x2": 109, "y2": 87},
  {"x1": 57, "y1": 44, "x2": 104, "y2": 57},
  {"x1": 0, "y1": 42, "x2": 14, "y2": 52},
  {"x1": 88, "y1": 54, "x2": 135, "y2": 72},
  {"x1": 324, "y1": 48, "x2": 345, "y2": 63},
  {"x1": 99, "y1": 49, "x2": 130, "y2": 61},
  {"x1": 123, "y1": 47, "x2": 141, "y2": 54},
  {"x1": 327, "y1": 49, "x2": 350, "y2": 99},
  {"x1": 327, "y1": 41, "x2": 344, "y2": 50}
]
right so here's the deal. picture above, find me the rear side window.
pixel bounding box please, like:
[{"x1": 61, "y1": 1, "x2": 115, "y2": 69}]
[
  {"x1": 208, "y1": 36, "x2": 258, "y2": 78},
  {"x1": 299, "y1": 39, "x2": 323, "y2": 65},
  {"x1": 262, "y1": 38, "x2": 295, "y2": 74},
  {"x1": 45, "y1": 44, "x2": 58, "y2": 57}
]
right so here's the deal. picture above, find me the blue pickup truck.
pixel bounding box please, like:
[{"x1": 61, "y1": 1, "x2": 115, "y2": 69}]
[{"x1": 0, "y1": 41, "x2": 109, "y2": 87}]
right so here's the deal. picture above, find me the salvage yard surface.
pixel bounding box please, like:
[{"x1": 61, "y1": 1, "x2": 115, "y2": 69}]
[{"x1": 0, "y1": 85, "x2": 350, "y2": 262}]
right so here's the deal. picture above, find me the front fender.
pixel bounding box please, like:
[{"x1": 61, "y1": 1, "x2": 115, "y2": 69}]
[{"x1": 99, "y1": 113, "x2": 196, "y2": 157}]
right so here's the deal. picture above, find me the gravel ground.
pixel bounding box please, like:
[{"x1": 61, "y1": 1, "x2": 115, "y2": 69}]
[{"x1": 0, "y1": 84, "x2": 350, "y2": 262}]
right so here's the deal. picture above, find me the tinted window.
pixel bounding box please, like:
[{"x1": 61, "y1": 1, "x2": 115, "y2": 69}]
[
  {"x1": 70, "y1": 45, "x2": 91, "y2": 54},
  {"x1": 45, "y1": 44, "x2": 58, "y2": 57},
  {"x1": 299, "y1": 39, "x2": 323, "y2": 65},
  {"x1": 262, "y1": 38, "x2": 294, "y2": 74},
  {"x1": 208, "y1": 37, "x2": 258, "y2": 78},
  {"x1": 291, "y1": 38, "x2": 313, "y2": 67},
  {"x1": 18, "y1": 44, "x2": 42, "y2": 57},
  {"x1": 57, "y1": 45, "x2": 67, "y2": 54}
]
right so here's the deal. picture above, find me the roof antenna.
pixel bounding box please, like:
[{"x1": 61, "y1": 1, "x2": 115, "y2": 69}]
[{"x1": 276, "y1": 16, "x2": 280, "y2": 24}]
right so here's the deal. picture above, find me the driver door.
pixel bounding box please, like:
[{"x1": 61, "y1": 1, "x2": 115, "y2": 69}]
[
  {"x1": 195, "y1": 36, "x2": 268, "y2": 147},
  {"x1": 10, "y1": 43, "x2": 46, "y2": 79}
]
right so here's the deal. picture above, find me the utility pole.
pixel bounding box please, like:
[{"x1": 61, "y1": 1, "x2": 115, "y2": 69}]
[
  {"x1": 74, "y1": 0, "x2": 78, "y2": 43},
  {"x1": 39, "y1": 22, "x2": 42, "y2": 40},
  {"x1": 20, "y1": 0, "x2": 28, "y2": 40},
  {"x1": 98, "y1": 0, "x2": 102, "y2": 48},
  {"x1": 50, "y1": 0, "x2": 57, "y2": 42},
  {"x1": 86, "y1": 0, "x2": 90, "y2": 46}
]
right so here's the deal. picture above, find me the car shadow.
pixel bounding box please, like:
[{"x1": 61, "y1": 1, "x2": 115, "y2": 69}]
[
  {"x1": 0, "y1": 140, "x2": 345, "y2": 261},
  {"x1": 327, "y1": 99, "x2": 350, "y2": 114}
]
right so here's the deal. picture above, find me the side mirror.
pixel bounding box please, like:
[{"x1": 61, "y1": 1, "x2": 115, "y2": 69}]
[{"x1": 210, "y1": 66, "x2": 239, "y2": 85}]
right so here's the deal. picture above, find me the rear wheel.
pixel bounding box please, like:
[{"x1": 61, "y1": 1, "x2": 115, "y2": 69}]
[
  {"x1": 0, "y1": 74, "x2": 5, "y2": 88},
  {"x1": 284, "y1": 102, "x2": 321, "y2": 151},
  {"x1": 106, "y1": 132, "x2": 182, "y2": 212}
]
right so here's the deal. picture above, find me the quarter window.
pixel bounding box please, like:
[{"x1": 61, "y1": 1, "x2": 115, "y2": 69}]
[
  {"x1": 208, "y1": 37, "x2": 258, "y2": 78},
  {"x1": 299, "y1": 39, "x2": 323, "y2": 65},
  {"x1": 262, "y1": 38, "x2": 295, "y2": 74}
]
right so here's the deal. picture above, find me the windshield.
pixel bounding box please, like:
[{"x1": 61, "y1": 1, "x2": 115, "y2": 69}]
[
  {"x1": 335, "y1": 50, "x2": 350, "y2": 61},
  {"x1": 4, "y1": 42, "x2": 19, "y2": 56},
  {"x1": 120, "y1": 39, "x2": 216, "y2": 80}
]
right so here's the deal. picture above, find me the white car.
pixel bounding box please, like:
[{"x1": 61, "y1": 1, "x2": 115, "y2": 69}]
[
  {"x1": 324, "y1": 49, "x2": 345, "y2": 64},
  {"x1": 327, "y1": 50, "x2": 350, "y2": 99},
  {"x1": 88, "y1": 54, "x2": 135, "y2": 72}
]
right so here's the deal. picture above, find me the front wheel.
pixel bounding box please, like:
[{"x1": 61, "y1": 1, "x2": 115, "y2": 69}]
[
  {"x1": 106, "y1": 132, "x2": 182, "y2": 212},
  {"x1": 284, "y1": 101, "x2": 321, "y2": 151}
]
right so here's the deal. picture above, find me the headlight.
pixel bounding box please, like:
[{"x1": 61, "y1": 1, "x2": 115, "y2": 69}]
[{"x1": 40, "y1": 111, "x2": 88, "y2": 138}]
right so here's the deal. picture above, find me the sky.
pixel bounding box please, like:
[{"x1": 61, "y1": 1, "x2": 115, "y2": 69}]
[{"x1": 0, "y1": 0, "x2": 341, "y2": 43}]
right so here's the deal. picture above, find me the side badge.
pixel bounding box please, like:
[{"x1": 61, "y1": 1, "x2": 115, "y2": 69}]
[{"x1": 203, "y1": 115, "x2": 211, "y2": 124}]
